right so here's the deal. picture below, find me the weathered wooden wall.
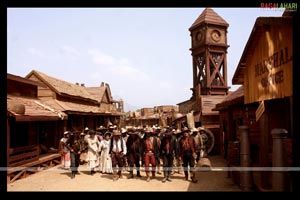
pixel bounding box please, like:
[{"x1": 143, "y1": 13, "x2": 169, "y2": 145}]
[
  {"x1": 7, "y1": 79, "x2": 37, "y2": 98},
  {"x1": 244, "y1": 18, "x2": 293, "y2": 104}
]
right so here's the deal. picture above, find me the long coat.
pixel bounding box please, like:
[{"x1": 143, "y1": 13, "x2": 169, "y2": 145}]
[
  {"x1": 160, "y1": 135, "x2": 179, "y2": 157},
  {"x1": 87, "y1": 136, "x2": 99, "y2": 161}
]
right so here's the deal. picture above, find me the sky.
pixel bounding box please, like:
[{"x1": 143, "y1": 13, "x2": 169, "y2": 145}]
[{"x1": 7, "y1": 8, "x2": 285, "y2": 112}]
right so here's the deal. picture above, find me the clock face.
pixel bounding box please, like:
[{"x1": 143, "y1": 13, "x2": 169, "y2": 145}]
[
  {"x1": 211, "y1": 30, "x2": 221, "y2": 42},
  {"x1": 195, "y1": 30, "x2": 204, "y2": 43}
]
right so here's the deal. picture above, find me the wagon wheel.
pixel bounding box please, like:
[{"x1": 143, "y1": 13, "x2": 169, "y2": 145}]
[{"x1": 199, "y1": 128, "x2": 215, "y2": 154}]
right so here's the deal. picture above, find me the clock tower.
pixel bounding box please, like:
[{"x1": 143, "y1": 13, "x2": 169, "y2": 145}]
[{"x1": 189, "y1": 8, "x2": 229, "y2": 96}]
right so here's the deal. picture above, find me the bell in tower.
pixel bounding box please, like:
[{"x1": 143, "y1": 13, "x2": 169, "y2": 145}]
[{"x1": 189, "y1": 8, "x2": 230, "y2": 96}]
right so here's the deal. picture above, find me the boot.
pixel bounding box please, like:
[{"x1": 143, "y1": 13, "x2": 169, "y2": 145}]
[
  {"x1": 91, "y1": 168, "x2": 95, "y2": 175},
  {"x1": 118, "y1": 170, "x2": 123, "y2": 179},
  {"x1": 71, "y1": 171, "x2": 75, "y2": 179},
  {"x1": 190, "y1": 171, "x2": 198, "y2": 183},
  {"x1": 152, "y1": 171, "x2": 156, "y2": 178},
  {"x1": 167, "y1": 171, "x2": 172, "y2": 182},
  {"x1": 146, "y1": 172, "x2": 150, "y2": 182},
  {"x1": 128, "y1": 171, "x2": 134, "y2": 179},
  {"x1": 157, "y1": 163, "x2": 162, "y2": 174},
  {"x1": 113, "y1": 171, "x2": 119, "y2": 181},
  {"x1": 136, "y1": 169, "x2": 142, "y2": 177},
  {"x1": 184, "y1": 171, "x2": 188, "y2": 181},
  {"x1": 162, "y1": 171, "x2": 167, "y2": 183}
]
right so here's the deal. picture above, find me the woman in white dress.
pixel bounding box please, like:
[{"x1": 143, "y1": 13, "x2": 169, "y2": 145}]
[
  {"x1": 60, "y1": 131, "x2": 71, "y2": 170},
  {"x1": 87, "y1": 130, "x2": 100, "y2": 175},
  {"x1": 98, "y1": 131, "x2": 113, "y2": 174}
]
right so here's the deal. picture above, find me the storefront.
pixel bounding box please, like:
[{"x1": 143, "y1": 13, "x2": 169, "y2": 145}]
[{"x1": 232, "y1": 15, "x2": 294, "y2": 191}]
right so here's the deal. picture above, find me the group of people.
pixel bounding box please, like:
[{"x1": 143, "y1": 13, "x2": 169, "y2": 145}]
[{"x1": 59, "y1": 125, "x2": 205, "y2": 183}]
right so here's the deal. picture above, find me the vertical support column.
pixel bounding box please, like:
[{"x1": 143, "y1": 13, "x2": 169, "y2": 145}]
[
  {"x1": 193, "y1": 56, "x2": 197, "y2": 89},
  {"x1": 271, "y1": 128, "x2": 289, "y2": 192},
  {"x1": 239, "y1": 125, "x2": 253, "y2": 191}
]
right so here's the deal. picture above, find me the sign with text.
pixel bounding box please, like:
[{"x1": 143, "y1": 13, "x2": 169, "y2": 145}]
[{"x1": 243, "y1": 17, "x2": 292, "y2": 104}]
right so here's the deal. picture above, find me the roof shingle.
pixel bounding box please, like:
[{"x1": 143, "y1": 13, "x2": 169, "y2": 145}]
[
  {"x1": 189, "y1": 8, "x2": 229, "y2": 31},
  {"x1": 26, "y1": 70, "x2": 99, "y2": 103}
]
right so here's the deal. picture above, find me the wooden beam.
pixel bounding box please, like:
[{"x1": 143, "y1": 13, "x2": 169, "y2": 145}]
[
  {"x1": 41, "y1": 163, "x2": 49, "y2": 168},
  {"x1": 10, "y1": 170, "x2": 25, "y2": 183},
  {"x1": 14, "y1": 115, "x2": 61, "y2": 122},
  {"x1": 52, "y1": 159, "x2": 61, "y2": 164}
]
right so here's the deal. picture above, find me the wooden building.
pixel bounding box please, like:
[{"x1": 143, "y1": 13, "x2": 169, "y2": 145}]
[
  {"x1": 124, "y1": 105, "x2": 178, "y2": 128},
  {"x1": 176, "y1": 8, "x2": 229, "y2": 155},
  {"x1": 7, "y1": 73, "x2": 67, "y2": 183},
  {"x1": 213, "y1": 86, "x2": 260, "y2": 184},
  {"x1": 6, "y1": 70, "x2": 124, "y2": 183},
  {"x1": 228, "y1": 13, "x2": 294, "y2": 190},
  {"x1": 25, "y1": 70, "x2": 124, "y2": 131}
]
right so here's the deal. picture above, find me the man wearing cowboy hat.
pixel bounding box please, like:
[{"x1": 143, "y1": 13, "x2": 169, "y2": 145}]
[
  {"x1": 172, "y1": 129, "x2": 183, "y2": 175},
  {"x1": 79, "y1": 132, "x2": 88, "y2": 165},
  {"x1": 178, "y1": 127, "x2": 198, "y2": 183},
  {"x1": 126, "y1": 130, "x2": 143, "y2": 178},
  {"x1": 191, "y1": 127, "x2": 204, "y2": 164},
  {"x1": 152, "y1": 127, "x2": 162, "y2": 175},
  {"x1": 121, "y1": 128, "x2": 129, "y2": 171},
  {"x1": 109, "y1": 129, "x2": 127, "y2": 181},
  {"x1": 66, "y1": 130, "x2": 82, "y2": 179},
  {"x1": 142, "y1": 127, "x2": 159, "y2": 182},
  {"x1": 160, "y1": 129, "x2": 179, "y2": 183}
]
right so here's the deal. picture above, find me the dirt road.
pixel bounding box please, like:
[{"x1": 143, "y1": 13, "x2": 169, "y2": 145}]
[{"x1": 7, "y1": 156, "x2": 241, "y2": 192}]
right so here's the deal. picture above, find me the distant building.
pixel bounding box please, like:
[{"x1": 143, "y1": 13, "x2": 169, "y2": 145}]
[{"x1": 124, "y1": 105, "x2": 179, "y2": 128}]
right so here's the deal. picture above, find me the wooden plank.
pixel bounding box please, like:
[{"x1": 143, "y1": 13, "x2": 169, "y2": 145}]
[
  {"x1": 52, "y1": 159, "x2": 61, "y2": 164},
  {"x1": 7, "y1": 153, "x2": 61, "y2": 173},
  {"x1": 9, "y1": 157, "x2": 39, "y2": 168},
  {"x1": 7, "y1": 153, "x2": 62, "y2": 183},
  {"x1": 7, "y1": 175, "x2": 11, "y2": 184},
  {"x1": 15, "y1": 115, "x2": 60, "y2": 122},
  {"x1": 22, "y1": 171, "x2": 28, "y2": 178},
  {"x1": 38, "y1": 88, "x2": 54, "y2": 97},
  {"x1": 8, "y1": 145, "x2": 37, "y2": 154},
  {"x1": 9, "y1": 151, "x2": 38, "y2": 163},
  {"x1": 10, "y1": 170, "x2": 25, "y2": 183},
  {"x1": 41, "y1": 163, "x2": 49, "y2": 168}
]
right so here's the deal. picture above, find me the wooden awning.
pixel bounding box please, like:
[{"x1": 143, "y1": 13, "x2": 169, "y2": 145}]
[
  {"x1": 43, "y1": 99, "x2": 123, "y2": 116},
  {"x1": 7, "y1": 95, "x2": 67, "y2": 121}
]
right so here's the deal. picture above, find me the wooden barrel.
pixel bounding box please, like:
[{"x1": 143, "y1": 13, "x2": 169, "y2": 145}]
[
  {"x1": 11, "y1": 101, "x2": 25, "y2": 114},
  {"x1": 197, "y1": 157, "x2": 212, "y2": 168}
]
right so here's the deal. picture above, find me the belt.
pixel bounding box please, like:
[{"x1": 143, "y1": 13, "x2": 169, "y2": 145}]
[{"x1": 146, "y1": 150, "x2": 153, "y2": 153}]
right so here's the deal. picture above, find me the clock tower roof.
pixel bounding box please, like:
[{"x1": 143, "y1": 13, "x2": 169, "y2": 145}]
[{"x1": 189, "y1": 8, "x2": 229, "y2": 31}]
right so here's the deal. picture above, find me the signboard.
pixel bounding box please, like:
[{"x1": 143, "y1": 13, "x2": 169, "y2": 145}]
[
  {"x1": 256, "y1": 101, "x2": 265, "y2": 121},
  {"x1": 243, "y1": 18, "x2": 293, "y2": 104}
]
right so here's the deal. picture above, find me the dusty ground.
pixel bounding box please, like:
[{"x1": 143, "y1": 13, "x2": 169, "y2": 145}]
[{"x1": 7, "y1": 155, "x2": 241, "y2": 192}]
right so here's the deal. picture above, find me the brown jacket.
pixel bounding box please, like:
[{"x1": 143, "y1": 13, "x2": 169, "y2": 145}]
[{"x1": 178, "y1": 136, "x2": 195, "y2": 156}]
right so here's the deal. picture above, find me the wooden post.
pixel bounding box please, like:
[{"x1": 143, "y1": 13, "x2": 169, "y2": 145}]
[
  {"x1": 239, "y1": 125, "x2": 253, "y2": 191},
  {"x1": 271, "y1": 128, "x2": 289, "y2": 191}
]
